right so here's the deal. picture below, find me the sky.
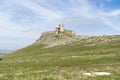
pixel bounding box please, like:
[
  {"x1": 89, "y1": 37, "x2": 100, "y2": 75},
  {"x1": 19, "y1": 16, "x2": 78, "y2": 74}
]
[{"x1": 0, "y1": 0, "x2": 120, "y2": 50}]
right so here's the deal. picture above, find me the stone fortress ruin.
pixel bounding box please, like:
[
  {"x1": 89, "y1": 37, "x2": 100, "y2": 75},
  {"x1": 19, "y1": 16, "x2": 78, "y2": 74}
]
[
  {"x1": 36, "y1": 24, "x2": 76, "y2": 47},
  {"x1": 55, "y1": 24, "x2": 76, "y2": 36}
]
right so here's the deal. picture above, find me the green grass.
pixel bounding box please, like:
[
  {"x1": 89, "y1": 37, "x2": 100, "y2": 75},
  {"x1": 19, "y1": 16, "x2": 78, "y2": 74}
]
[{"x1": 0, "y1": 36, "x2": 120, "y2": 80}]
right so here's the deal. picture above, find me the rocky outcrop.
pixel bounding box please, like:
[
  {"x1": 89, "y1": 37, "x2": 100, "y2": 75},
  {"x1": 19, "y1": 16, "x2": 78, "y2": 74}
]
[
  {"x1": 36, "y1": 31, "x2": 120, "y2": 48},
  {"x1": 36, "y1": 31, "x2": 89, "y2": 48}
]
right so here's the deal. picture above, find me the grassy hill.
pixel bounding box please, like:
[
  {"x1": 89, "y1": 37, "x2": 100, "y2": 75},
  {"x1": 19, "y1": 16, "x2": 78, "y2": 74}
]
[{"x1": 0, "y1": 35, "x2": 120, "y2": 80}]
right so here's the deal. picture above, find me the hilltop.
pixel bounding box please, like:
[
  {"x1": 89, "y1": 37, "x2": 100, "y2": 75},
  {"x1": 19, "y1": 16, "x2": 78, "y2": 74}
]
[
  {"x1": 36, "y1": 31, "x2": 120, "y2": 49},
  {"x1": 0, "y1": 25, "x2": 120, "y2": 80},
  {"x1": 35, "y1": 24, "x2": 120, "y2": 48}
]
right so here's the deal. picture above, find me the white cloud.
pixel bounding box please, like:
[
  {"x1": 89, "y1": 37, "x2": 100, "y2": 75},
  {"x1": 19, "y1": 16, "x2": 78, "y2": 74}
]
[
  {"x1": 96, "y1": 9, "x2": 120, "y2": 31},
  {"x1": 12, "y1": 0, "x2": 64, "y2": 20},
  {"x1": 99, "y1": 17, "x2": 120, "y2": 31},
  {"x1": 100, "y1": 10, "x2": 120, "y2": 16},
  {"x1": 0, "y1": 12, "x2": 27, "y2": 36}
]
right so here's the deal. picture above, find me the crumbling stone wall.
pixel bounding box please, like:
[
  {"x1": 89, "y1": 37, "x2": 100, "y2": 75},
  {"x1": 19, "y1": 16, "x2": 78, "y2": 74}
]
[{"x1": 64, "y1": 30, "x2": 76, "y2": 37}]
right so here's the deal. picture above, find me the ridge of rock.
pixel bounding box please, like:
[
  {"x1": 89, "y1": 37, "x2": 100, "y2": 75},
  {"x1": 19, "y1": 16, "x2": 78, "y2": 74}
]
[{"x1": 36, "y1": 31, "x2": 89, "y2": 48}]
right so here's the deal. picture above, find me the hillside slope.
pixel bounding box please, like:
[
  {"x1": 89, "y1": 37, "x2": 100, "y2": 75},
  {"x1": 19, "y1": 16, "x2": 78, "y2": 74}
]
[{"x1": 0, "y1": 35, "x2": 120, "y2": 80}]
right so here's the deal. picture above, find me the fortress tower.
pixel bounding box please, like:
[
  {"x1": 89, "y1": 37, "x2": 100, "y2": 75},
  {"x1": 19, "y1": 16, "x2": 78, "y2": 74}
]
[
  {"x1": 56, "y1": 24, "x2": 64, "y2": 34},
  {"x1": 55, "y1": 24, "x2": 76, "y2": 36}
]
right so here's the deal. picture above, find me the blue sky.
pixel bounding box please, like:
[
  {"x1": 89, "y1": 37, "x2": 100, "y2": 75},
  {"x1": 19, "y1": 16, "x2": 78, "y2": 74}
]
[{"x1": 0, "y1": 0, "x2": 120, "y2": 50}]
